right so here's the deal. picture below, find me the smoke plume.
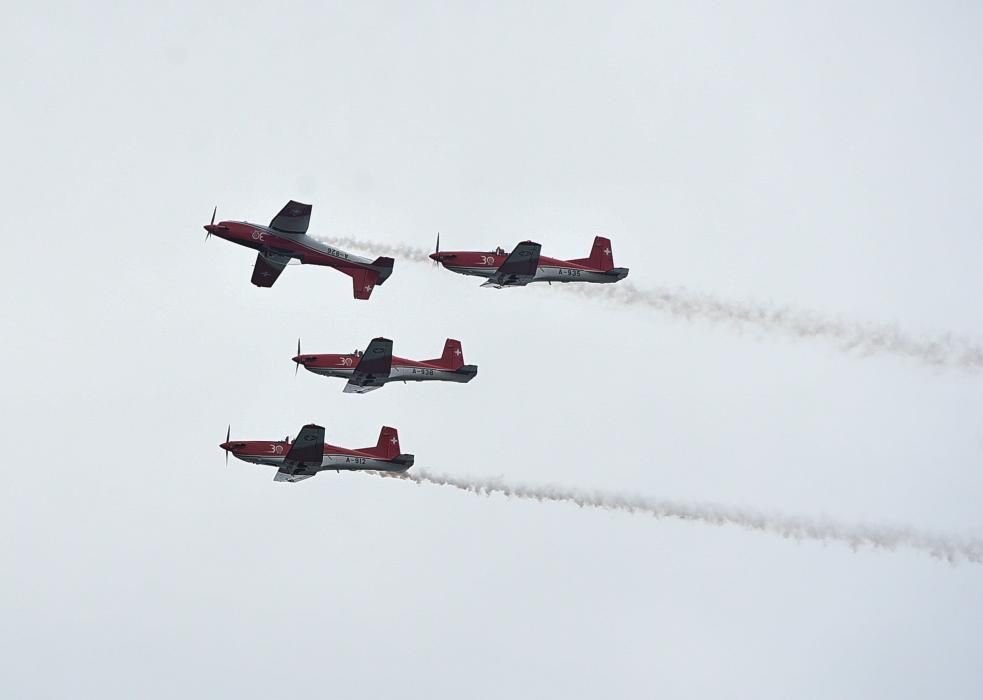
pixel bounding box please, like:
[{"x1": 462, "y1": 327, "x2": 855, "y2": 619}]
[
  {"x1": 318, "y1": 236, "x2": 433, "y2": 263},
  {"x1": 324, "y1": 235, "x2": 983, "y2": 370},
  {"x1": 563, "y1": 282, "x2": 983, "y2": 370},
  {"x1": 376, "y1": 469, "x2": 983, "y2": 564}
]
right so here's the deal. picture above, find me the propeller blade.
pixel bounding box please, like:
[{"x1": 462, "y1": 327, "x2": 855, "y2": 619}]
[
  {"x1": 433, "y1": 232, "x2": 440, "y2": 268},
  {"x1": 295, "y1": 338, "x2": 301, "y2": 376},
  {"x1": 206, "y1": 206, "x2": 217, "y2": 241},
  {"x1": 225, "y1": 424, "x2": 230, "y2": 466}
]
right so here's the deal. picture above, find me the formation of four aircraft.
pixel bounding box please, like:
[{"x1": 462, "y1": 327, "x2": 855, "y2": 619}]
[{"x1": 210, "y1": 200, "x2": 629, "y2": 482}]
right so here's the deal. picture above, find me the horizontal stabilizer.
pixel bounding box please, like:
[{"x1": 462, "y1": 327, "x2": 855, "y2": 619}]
[{"x1": 371, "y1": 256, "x2": 395, "y2": 287}]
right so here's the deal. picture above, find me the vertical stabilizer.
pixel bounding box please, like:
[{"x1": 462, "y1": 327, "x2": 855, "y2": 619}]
[
  {"x1": 570, "y1": 236, "x2": 615, "y2": 271},
  {"x1": 364, "y1": 426, "x2": 400, "y2": 459},
  {"x1": 431, "y1": 339, "x2": 464, "y2": 369}
]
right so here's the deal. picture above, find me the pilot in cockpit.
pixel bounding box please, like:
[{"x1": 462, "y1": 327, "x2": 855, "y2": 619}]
[{"x1": 495, "y1": 246, "x2": 505, "y2": 256}]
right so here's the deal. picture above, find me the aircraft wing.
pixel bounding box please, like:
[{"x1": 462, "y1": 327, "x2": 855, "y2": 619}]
[
  {"x1": 269, "y1": 200, "x2": 312, "y2": 235},
  {"x1": 489, "y1": 241, "x2": 541, "y2": 287},
  {"x1": 283, "y1": 424, "x2": 325, "y2": 467},
  {"x1": 275, "y1": 424, "x2": 324, "y2": 482},
  {"x1": 273, "y1": 469, "x2": 315, "y2": 483},
  {"x1": 344, "y1": 337, "x2": 393, "y2": 394},
  {"x1": 251, "y1": 250, "x2": 291, "y2": 287}
]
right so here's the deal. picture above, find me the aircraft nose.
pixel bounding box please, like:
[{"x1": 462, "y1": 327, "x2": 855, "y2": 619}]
[
  {"x1": 219, "y1": 441, "x2": 229, "y2": 450},
  {"x1": 204, "y1": 224, "x2": 225, "y2": 235},
  {"x1": 429, "y1": 252, "x2": 440, "y2": 261}
]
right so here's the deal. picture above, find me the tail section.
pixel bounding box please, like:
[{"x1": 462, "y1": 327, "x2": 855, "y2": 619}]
[
  {"x1": 363, "y1": 426, "x2": 414, "y2": 470},
  {"x1": 570, "y1": 236, "x2": 615, "y2": 271},
  {"x1": 430, "y1": 339, "x2": 464, "y2": 370},
  {"x1": 371, "y1": 257, "x2": 394, "y2": 286},
  {"x1": 365, "y1": 426, "x2": 401, "y2": 460},
  {"x1": 348, "y1": 258, "x2": 394, "y2": 300}
]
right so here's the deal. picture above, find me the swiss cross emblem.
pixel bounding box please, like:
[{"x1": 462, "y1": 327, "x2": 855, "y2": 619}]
[
  {"x1": 390, "y1": 436, "x2": 398, "y2": 445},
  {"x1": 454, "y1": 348, "x2": 462, "y2": 356},
  {"x1": 603, "y1": 247, "x2": 611, "y2": 256},
  {"x1": 364, "y1": 284, "x2": 374, "y2": 293}
]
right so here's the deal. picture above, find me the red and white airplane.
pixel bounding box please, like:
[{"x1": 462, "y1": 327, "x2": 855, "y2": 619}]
[
  {"x1": 220, "y1": 423, "x2": 413, "y2": 483},
  {"x1": 429, "y1": 235, "x2": 628, "y2": 288},
  {"x1": 293, "y1": 337, "x2": 478, "y2": 393},
  {"x1": 203, "y1": 200, "x2": 394, "y2": 299}
]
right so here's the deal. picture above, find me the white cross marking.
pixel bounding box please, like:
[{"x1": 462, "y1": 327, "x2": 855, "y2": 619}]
[
  {"x1": 454, "y1": 348, "x2": 462, "y2": 356},
  {"x1": 603, "y1": 248, "x2": 611, "y2": 256},
  {"x1": 390, "y1": 436, "x2": 398, "y2": 445}
]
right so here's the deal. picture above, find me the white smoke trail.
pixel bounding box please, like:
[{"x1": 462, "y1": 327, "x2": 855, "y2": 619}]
[
  {"x1": 375, "y1": 469, "x2": 983, "y2": 564},
  {"x1": 325, "y1": 236, "x2": 983, "y2": 370},
  {"x1": 562, "y1": 282, "x2": 983, "y2": 370},
  {"x1": 318, "y1": 236, "x2": 433, "y2": 263}
]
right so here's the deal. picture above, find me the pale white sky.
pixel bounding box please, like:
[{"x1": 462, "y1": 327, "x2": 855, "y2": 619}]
[{"x1": 2, "y1": 2, "x2": 983, "y2": 697}]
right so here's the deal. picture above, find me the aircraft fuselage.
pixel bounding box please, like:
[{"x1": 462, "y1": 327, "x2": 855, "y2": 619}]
[
  {"x1": 434, "y1": 251, "x2": 628, "y2": 285},
  {"x1": 206, "y1": 220, "x2": 374, "y2": 271},
  {"x1": 297, "y1": 353, "x2": 478, "y2": 384},
  {"x1": 222, "y1": 439, "x2": 411, "y2": 472}
]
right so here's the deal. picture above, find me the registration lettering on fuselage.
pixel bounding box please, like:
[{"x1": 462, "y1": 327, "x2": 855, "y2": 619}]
[{"x1": 325, "y1": 247, "x2": 351, "y2": 260}]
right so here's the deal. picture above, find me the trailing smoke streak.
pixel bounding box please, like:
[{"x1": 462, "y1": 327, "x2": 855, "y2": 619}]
[
  {"x1": 318, "y1": 236, "x2": 433, "y2": 263},
  {"x1": 326, "y1": 235, "x2": 983, "y2": 370},
  {"x1": 563, "y1": 282, "x2": 983, "y2": 370},
  {"x1": 376, "y1": 469, "x2": 983, "y2": 564}
]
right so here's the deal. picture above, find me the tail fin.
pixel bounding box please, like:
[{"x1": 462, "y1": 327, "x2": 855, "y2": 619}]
[
  {"x1": 371, "y1": 256, "x2": 394, "y2": 286},
  {"x1": 348, "y1": 258, "x2": 394, "y2": 300},
  {"x1": 364, "y1": 426, "x2": 400, "y2": 459},
  {"x1": 430, "y1": 339, "x2": 464, "y2": 369},
  {"x1": 570, "y1": 236, "x2": 614, "y2": 271}
]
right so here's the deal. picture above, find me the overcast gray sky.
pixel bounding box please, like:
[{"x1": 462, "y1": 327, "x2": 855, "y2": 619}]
[{"x1": 3, "y1": 1, "x2": 983, "y2": 697}]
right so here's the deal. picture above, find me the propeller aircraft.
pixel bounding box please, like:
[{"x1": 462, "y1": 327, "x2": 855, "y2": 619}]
[
  {"x1": 293, "y1": 337, "x2": 477, "y2": 393},
  {"x1": 204, "y1": 200, "x2": 394, "y2": 300},
  {"x1": 219, "y1": 424, "x2": 413, "y2": 483},
  {"x1": 429, "y1": 235, "x2": 628, "y2": 288}
]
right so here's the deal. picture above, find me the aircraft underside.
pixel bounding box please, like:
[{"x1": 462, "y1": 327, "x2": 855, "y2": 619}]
[
  {"x1": 452, "y1": 266, "x2": 628, "y2": 285},
  {"x1": 309, "y1": 366, "x2": 477, "y2": 383},
  {"x1": 234, "y1": 453, "x2": 410, "y2": 472}
]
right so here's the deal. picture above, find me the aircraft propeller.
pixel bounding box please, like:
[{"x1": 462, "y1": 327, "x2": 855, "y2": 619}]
[
  {"x1": 222, "y1": 424, "x2": 231, "y2": 466},
  {"x1": 295, "y1": 337, "x2": 302, "y2": 377},
  {"x1": 433, "y1": 232, "x2": 440, "y2": 268},
  {"x1": 206, "y1": 205, "x2": 217, "y2": 241}
]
